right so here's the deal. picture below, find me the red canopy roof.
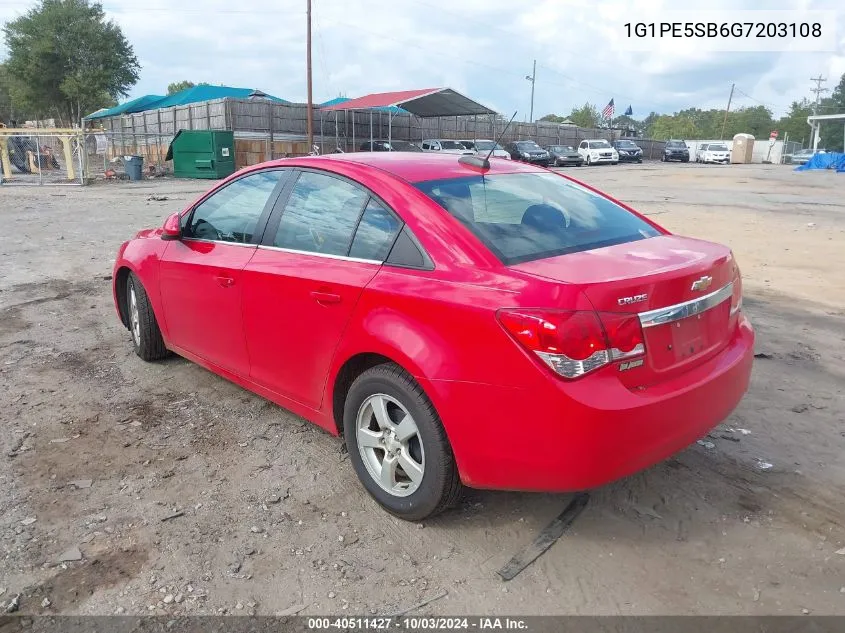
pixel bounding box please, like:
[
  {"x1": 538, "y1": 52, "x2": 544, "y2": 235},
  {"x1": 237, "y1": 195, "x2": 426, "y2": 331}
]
[{"x1": 321, "y1": 87, "x2": 496, "y2": 117}]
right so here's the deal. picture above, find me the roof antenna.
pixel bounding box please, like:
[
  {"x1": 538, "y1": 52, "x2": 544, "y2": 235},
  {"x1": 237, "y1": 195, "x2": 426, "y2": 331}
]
[
  {"x1": 487, "y1": 111, "x2": 518, "y2": 161},
  {"x1": 459, "y1": 111, "x2": 518, "y2": 171}
]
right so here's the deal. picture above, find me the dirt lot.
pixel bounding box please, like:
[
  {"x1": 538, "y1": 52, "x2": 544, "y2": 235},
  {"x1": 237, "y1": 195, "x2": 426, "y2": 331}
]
[{"x1": 1, "y1": 162, "x2": 844, "y2": 617}]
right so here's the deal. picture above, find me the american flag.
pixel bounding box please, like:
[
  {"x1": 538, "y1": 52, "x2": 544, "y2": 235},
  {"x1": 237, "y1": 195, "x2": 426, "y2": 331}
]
[{"x1": 602, "y1": 98, "x2": 615, "y2": 120}]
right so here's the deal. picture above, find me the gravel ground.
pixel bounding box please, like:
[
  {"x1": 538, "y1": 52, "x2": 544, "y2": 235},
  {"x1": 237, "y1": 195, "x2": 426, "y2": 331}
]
[{"x1": 1, "y1": 162, "x2": 844, "y2": 616}]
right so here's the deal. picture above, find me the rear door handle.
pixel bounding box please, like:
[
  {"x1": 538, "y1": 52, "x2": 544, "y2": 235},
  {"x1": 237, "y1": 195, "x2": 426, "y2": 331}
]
[
  {"x1": 310, "y1": 291, "x2": 341, "y2": 305},
  {"x1": 214, "y1": 275, "x2": 235, "y2": 288}
]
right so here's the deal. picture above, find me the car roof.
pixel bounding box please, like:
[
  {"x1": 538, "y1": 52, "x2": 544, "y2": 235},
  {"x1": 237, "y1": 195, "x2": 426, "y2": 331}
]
[{"x1": 260, "y1": 151, "x2": 545, "y2": 183}]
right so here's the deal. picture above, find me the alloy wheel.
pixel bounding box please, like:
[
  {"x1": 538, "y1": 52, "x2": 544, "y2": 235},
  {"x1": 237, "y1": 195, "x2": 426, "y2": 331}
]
[
  {"x1": 356, "y1": 393, "x2": 425, "y2": 497},
  {"x1": 129, "y1": 285, "x2": 141, "y2": 345}
]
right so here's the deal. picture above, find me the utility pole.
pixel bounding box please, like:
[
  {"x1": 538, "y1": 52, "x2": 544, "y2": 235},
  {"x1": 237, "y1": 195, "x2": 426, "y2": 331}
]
[
  {"x1": 720, "y1": 83, "x2": 734, "y2": 140},
  {"x1": 525, "y1": 60, "x2": 536, "y2": 124},
  {"x1": 809, "y1": 75, "x2": 827, "y2": 150},
  {"x1": 306, "y1": 0, "x2": 314, "y2": 150},
  {"x1": 809, "y1": 75, "x2": 828, "y2": 115}
]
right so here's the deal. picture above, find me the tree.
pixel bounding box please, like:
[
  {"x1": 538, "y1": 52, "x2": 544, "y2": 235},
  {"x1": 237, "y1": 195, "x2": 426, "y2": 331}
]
[
  {"x1": 3, "y1": 0, "x2": 139, "y2": 125},
  {"x1": 167, "y1": 80, "x2": 209, "y2": 95},
  {"x1": 568, "y1": 102, "x2": 601, "y2": 129},
  {"x1": 774, "y1": 99, "x2": 812, "y2": 146},
  {"x1": 650, "y1": 115, "x2": 699, "y2": 139},
  {"x1": 0, "y1": 63, "x2": 18, "y2": 124},
  {"x1": 538, "y1": 113, "x2": 565, "y2": 123}
]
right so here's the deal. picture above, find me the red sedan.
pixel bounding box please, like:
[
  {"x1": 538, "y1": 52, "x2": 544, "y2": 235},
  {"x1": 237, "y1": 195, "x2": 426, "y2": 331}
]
[{"x1": 113, "y1": 152, "x2": 754, "y2": 520}]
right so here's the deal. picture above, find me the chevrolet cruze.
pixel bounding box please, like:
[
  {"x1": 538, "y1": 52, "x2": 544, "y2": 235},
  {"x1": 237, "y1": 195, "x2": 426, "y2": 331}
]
[{"x1": 113, "y1": 152, "x2": 754, "y2": 520}]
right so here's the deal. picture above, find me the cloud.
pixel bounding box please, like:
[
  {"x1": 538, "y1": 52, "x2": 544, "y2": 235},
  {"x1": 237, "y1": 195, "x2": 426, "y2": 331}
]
[{"x1": 1, "y1": 0, "x2": 843, "y2": 119}]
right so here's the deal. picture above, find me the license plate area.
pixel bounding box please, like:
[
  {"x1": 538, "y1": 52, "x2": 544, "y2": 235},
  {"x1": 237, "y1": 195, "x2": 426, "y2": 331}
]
[{"x1": 645, "y1": 302, "x2": 731, "y2": 371}]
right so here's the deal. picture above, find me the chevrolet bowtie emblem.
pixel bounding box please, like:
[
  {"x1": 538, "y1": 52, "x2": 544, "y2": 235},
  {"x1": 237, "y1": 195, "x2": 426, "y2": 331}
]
[{"x1": 691, "y1": 275, "x2": 713, "y2": 292}]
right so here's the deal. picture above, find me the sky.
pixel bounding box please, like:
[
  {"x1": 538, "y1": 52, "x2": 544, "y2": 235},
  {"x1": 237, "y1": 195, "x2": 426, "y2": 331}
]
[{"x1": 1, "y1": 0, "x2": 844, "y2": 119}]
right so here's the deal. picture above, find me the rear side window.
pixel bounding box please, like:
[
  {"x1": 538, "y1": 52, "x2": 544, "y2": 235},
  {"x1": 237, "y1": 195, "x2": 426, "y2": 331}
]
[
  {"x1": 349, "y1": 200, "x2": 402, "y2": 261},
  {"x1": 415, "y1": 173, "x2": 661, "y2": 265},
  {"x1": 273, "y1": 171, "x2": 367, "y2": 256},
  {"x1": 185, "y1": 170, "x2": 282, "y2": 243}
]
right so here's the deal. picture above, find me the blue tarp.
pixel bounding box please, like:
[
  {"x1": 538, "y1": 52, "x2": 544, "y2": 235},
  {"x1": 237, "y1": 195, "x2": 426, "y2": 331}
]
[
  {"x1": 794, "y1": 152, "x2": 845, "y2": 172},
  {"x1": 85, "y1": 94, "x2": 166, "y2": 120},
  {"x1": 85, "y1": 86, "x2": 287, "y2": 120}
]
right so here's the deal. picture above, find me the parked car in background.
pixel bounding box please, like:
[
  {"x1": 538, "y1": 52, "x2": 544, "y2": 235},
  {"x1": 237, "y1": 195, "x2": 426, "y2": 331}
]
[
  {"x1": 787, "y1": 148, "x2": 826, "y2": 165},
  {"x1": 113, "y1": 152, "x2": 753, "y2": 520},
  {"x1": 359, "y1": 140, "x2": 422, "y2": 152},
  {"x1": 505, "y1": 140, "x2": 551, "y2": 165},
  {"x1": 546, "y1": 145, "x2": 583, "y2": 167},
  {"x1": 421, "y1": 139, "x2": 473, "y2": 155},
  {"x1": 662, "y1": 140, "x2": 690, "y2": 162},
  {"x1": 697, "y1": 142, "x2": 730, "y2": 164},
  {"x1": 470, "y1": 139, "x2": 511, "y2": 160},
  {"x1": 577, "y1": 139, "x2": 619, "y2": 165},
  {"x1": 612, "y1": 140, "x2": 643, "y2": 163}
]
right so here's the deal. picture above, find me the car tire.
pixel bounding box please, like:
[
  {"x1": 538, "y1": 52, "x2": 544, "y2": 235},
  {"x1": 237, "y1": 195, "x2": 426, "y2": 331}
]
[
  {"x1": 660, "y1": 154, "x2": 666, "y2": 162},
  {"x1": 586, "y1": 155, "x2": 592, "y2": 166},
  {"x1": 343, "y1": 363, "x2": 462, "y2": 521},
  {"x1": 126, "y1": 272, "x2": 169, "y2": 361},
  {"x1": 612, "y1": 161, "x2": 618, "y2": 165},
  {"x1": 637, "y1": 158, "x2": 642, "y2": 163},
  {"x1": 682, "y1": 158, "x2": 689, "y2": 163}
]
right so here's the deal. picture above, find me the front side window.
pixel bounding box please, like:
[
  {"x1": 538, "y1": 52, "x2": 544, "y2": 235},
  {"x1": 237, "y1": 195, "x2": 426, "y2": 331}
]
[
  {"x1": 185, "y1": 170, "x2": 282, "y2": 243},
  {"x1": 416, "y1": 173, "x2": 661, "y2": 265},
  {"x1": 273, "y1": 171, "x2": 368, "y2": 256}
]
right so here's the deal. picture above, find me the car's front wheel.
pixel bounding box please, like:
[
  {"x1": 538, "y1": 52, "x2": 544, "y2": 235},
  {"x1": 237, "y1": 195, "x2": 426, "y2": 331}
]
[
  {"x1": 344, "y1": 363, "x2": 462, "y2": 521},
  {"x1": 126, "y1": 272, "x2": 169, "y2": 361},
  {"x1": 586, "y1": 155, "x2": 592, "y2": 165}
]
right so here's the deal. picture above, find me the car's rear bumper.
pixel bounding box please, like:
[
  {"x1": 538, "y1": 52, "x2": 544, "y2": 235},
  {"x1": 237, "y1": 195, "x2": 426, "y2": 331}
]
[{"x1": 423, "y1": 315, "x2": 754, "y2": 492}]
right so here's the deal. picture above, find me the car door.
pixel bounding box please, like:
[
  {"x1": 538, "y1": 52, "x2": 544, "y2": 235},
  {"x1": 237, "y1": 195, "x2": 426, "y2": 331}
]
[
  {"x1": 242, "y1": 169, "x2": 403, "y2": 409},
  {"x1": 158, "y1": 169, "x2": 289, "y2": 376},
  {"x1": 578, "y1": 141, "x2": 588, "y2": 159}
]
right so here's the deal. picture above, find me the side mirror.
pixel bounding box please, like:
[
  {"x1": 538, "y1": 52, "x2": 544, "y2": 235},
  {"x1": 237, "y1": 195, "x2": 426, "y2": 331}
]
[{"x1": 161, "y1": 212, "x2": 182, "y2": 241}]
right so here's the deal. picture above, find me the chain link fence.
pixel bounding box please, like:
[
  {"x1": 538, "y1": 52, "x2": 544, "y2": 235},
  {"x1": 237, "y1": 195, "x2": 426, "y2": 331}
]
[
  {"x1": 82, "y1": 131, "x2": 174, "y2": 180},
  {"x1": 0, "y1": 130, "x2": 85, "y2": 185}
]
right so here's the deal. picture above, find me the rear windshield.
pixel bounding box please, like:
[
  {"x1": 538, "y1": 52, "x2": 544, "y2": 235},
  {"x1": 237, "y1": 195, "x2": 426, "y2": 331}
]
[{"x1": 415, "y1": 173, "x2": 661, "y2": 265}]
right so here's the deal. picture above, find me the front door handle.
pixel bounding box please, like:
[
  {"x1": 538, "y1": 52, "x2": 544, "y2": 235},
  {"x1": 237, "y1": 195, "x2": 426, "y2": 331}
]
[
  {"x1": 214, "y1": 275, "x2": 235, "y2": 288},
  {"x1": 310, "y1": 291, "x2": 341, "y2": 305}
]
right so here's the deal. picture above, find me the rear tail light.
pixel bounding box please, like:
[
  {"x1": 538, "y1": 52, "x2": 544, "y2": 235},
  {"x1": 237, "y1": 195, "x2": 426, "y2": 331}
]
[
  {"x1": 730, "y1": 261, "x2": 743, "y2": 316},
  {"x1": 497, "y1": 309, "x2": 646, "y2": 379}
]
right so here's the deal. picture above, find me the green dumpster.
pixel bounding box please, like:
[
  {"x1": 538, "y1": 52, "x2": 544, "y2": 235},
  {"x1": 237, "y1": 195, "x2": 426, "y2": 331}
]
[{"x1": 166, "y1": 130, "x2": 235, "y2": 179}]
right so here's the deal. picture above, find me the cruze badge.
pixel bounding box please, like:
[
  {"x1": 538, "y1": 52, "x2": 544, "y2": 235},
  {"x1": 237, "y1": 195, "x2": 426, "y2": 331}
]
[
  {"x1": 617, "y1": 294, "x2": 648, "y2": 306},
  {"x1": 691, "y1": 275, "x2": 713, "y2": 292}
]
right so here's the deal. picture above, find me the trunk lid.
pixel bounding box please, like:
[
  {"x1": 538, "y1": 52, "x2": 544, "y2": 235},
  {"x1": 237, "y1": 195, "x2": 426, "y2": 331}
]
[{"x1": 511, "y1": 235, "x2": 739, "y2": 387}]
